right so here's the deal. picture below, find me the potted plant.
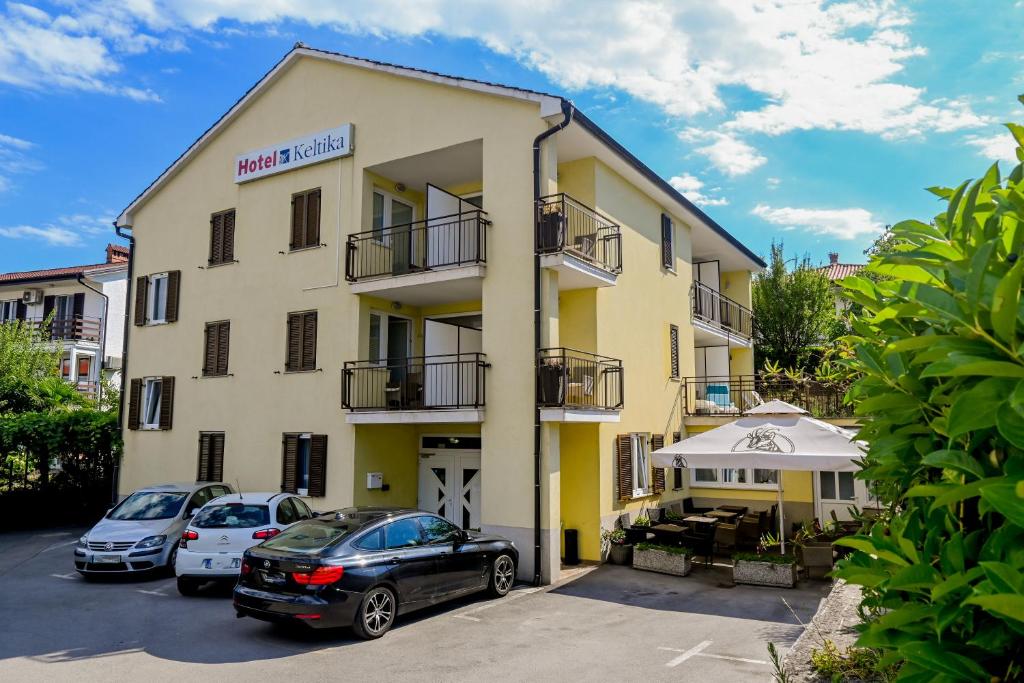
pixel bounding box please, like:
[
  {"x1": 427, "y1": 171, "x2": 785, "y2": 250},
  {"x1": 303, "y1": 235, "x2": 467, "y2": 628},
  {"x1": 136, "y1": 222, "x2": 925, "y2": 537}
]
[
  {"x1": 632, "y1": 543, "x2": 692, "y2": 577},
  {"x1": 732, "y1": 552, "x2": 797, "y2": 587},
  {"x1": 793, "y1": 521, "x2": 835, "y2": 579},
  {"x1": 601, "y1": 528, "x2": 631, "y2": 565},
  {"x1": 633, "y1": 514, "x2": 651, "y2": 528}
]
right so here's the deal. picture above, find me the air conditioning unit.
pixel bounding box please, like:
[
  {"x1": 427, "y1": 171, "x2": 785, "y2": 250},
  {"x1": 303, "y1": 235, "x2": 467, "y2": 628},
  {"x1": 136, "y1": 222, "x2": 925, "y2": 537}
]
[{"x1": 21, "y1": 289, "x2": 42, "y2": 305}]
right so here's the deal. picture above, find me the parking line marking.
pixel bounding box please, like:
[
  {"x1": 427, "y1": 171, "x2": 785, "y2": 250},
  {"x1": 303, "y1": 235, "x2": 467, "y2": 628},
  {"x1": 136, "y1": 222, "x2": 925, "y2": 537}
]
[
  {"x1": 137, "y1": 589, "x2": 168, "y2": 596},
  {"x1": 695, "y1": 653, "x2": 768, "y2": 665},
  {"x1": 661, "y1": 640, "x2": 712, "y2": 667},
  {"x1": 452, "y1": 614, "x2": 482, "y2": 622},
  {"x1": 51, "y1": 572, "x2": 78, "y2": 580}
]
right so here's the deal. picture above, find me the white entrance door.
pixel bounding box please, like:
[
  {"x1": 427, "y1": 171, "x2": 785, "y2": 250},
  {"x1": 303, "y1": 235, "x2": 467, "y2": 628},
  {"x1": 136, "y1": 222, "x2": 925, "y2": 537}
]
[
  {"x1": 418, "y1": 451, "x2": 481, "y2": 530},
  {"x1": 815, "y1": 470, "x2": 872, "y2": 522}
]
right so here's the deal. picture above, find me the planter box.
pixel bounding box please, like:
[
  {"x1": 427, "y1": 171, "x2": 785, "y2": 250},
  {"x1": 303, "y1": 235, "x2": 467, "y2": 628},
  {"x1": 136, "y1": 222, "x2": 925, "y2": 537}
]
[
  {"x1": 799, "y1": 542, "x2": 834, "y2": 579},
  {"x1": 733, "y1": 559, "x2": 797, "y2": 588},
  {"x1": 607, "y1": 543, "x2": 633, "y2": 566},
  {"x1": 632, "y1": 547, "x2": 692, "y2": 577}
]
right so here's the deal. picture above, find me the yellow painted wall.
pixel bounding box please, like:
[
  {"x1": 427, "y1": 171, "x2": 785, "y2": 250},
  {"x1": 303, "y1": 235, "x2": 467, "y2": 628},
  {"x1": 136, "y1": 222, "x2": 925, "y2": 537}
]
[
  {"x1": 559, "y1": 423, "x2": 602, "y2": 560},
  {"x1": 352, "y1": 424, "x2": 419, "y2": 507}
]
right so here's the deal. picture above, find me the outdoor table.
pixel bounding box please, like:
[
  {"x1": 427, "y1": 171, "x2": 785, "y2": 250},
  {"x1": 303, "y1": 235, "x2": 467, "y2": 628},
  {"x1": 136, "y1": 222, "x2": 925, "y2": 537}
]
[
  {"x1": 716, "y1": 505, "x2": 748, "y2": 515},
  {"x1": 705, "y1": 509, "x2": 740, "y2": 523},
  {"x1": 650, "y1": 523, "x2": 687, "y2": 546},
  {"x1": 683, "y1": 516, "x2": 717, "y2": 525}
]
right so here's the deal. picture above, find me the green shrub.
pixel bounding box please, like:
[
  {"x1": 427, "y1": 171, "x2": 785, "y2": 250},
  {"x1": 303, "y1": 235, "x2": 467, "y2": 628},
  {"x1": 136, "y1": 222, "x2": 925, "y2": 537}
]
[
  {"x1": 635, "y1": 543, "x2": 692, "y2": 556},
  {"x1": 833, "y1": 104, "x2": 1024, "y2": 681},
  {"x1": 633, "y1": 514, "x2": 651, "y2": 527},
  {"x1": 810, "y1": 640, "x2": 895, "y2": 682},
  {"x1": 733, "y1": 551, "x2": 795, "y2": 565}
]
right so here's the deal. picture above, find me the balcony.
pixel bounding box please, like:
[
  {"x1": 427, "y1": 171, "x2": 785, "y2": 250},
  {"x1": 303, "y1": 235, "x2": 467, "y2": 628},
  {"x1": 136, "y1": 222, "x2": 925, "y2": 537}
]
[
  {"x1": 690, "y1": 282, "x2": 753, "y2": 347},
  {"x1": 341, "y1": 353, "x2": 487, "y2": 423},
  {"x1": 31, "y1": 316, "x2": 102, "y2": 343},
  {"x1": 537, "y1": 348, "x2": 623, "y2": 422},
  {"x1": 537, "y1": 194, "x2": 621, "y2": 289},
  {"x1": 681, "y1": 375, "x2": 853, "y2": 420},
  {"x1": 345, "y1": 210, "x2": 490, "y2": 306}
]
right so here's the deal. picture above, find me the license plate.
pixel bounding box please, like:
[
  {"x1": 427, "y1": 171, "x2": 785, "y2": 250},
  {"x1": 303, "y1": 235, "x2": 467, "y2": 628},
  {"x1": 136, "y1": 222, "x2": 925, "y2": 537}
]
[
  {"x1": 95, "y1": 554, "x2": 121, "y2": 563},
  {"x1": 259, "y1": 570, "x2": 286, "y2": 586}
]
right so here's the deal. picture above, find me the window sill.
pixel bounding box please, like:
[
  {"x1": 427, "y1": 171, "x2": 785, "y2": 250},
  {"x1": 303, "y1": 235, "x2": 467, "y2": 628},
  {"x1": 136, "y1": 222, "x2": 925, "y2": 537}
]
[
  {"x1": 139, "y1": 425, "x2": 163, "y2": 431},
  {"x1": 144, "y1": 320, "x2": 170, "y2": 327},
  {"x1": 205, "y1": 260, "x2": 238, "y2": 269},
  {"x1": 199, "y1": 373, "x2": 231, "y2": 379},
  {"x1": 282, "y1": 368, "x2": 320, "y2": 374},
  {"x1": 630, "y1": 490, "x2": 656, "y2": 501},
  {"x1": 689, "y1": 482, "x2": 779, "y2": 491},
  {"x1": 288, "y1": 245, "x2": 322, "y2": 254}
]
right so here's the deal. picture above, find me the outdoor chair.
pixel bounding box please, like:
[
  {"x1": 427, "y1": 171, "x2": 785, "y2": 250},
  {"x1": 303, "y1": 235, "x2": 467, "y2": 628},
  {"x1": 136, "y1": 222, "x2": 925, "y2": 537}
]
[
  {"x1": 682, "y1": 497, "x2": 713, "y2": 515},
  {"x1": 714, "y1": 522, "x2": 737, "y2": 552},
  {"x1": 736, "y1": 514, "x2": 762, "y2": 550},
  {"x1": 647, "y1": 507, "x2": 665, "y2": 525},
  {"x1": 620, "y1": 513, "x2": 652, "y2": 545},
  {"x1": 681, "y1": 525, "x2": 717, "y2": 568},
  {"x1": 403, "y1": 372, "x2": 423, "y2": 409}
]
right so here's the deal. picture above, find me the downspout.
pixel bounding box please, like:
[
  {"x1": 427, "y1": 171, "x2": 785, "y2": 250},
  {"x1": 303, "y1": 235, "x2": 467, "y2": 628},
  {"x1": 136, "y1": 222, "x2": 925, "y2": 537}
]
[
  {"x1": 75, "y1": 273, "x2": 108, "y2": 407},
  {"x1": 113, "y1": 223, "x2": 135, "y2": 505},
  {"x1": 531, "y1": 99, "x2": 573, "y2": 586}
]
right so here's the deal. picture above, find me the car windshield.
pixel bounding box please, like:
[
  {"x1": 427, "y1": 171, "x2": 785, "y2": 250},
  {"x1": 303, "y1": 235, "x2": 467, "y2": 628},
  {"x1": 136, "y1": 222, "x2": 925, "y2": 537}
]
[
  {"x1": 192, "y1": 504, "x2": 269, "y2": 528},
  {"x1": 108, "y1": 491, "x2": 188, "y2": 520},
  {"x1": 260, "y1": 518, "x2": 362, "y2": 553}
]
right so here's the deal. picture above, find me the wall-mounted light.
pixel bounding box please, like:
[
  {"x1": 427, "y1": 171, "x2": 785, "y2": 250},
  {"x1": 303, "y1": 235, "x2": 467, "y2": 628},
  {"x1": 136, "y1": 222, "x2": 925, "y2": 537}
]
[
  {"x1": 395, "y1": 182, "x2": 406, "y2": 193},
  {"x1": 391, "y1": 301, "x2": 402, "y2": 311}
]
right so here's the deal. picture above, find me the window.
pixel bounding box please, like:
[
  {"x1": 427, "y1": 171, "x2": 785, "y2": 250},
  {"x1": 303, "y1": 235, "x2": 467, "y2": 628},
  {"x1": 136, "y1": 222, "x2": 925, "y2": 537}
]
[
  {"x1": 820, "y1": 471, "x2": 856, "y2": 501},
  {"x1": 753, "y1": 469, "x2": 779, "y2": 485},
  {"x1": 276, "y1": 497, "x2": 299, "y2": 525},
  {"x1": 660, "y1": 213, "x2": 674, "y2": 270},
  {"x1": 186, "y1": 487, "x2": 212, "y2": 517},
  {"x1": 203, "y1": 321, "x2": 230, "y2": 376},
  {"x1": 285, "y1": 311, "x2": 317, "y2": 371},
  {"x1": 669, "y1": 324, "x2": 680, "y2": 379},
  {"x1": 193, "y1": 504, "x2": 269, "y2": 528},
  {"x1": 108, "y1": 491, "x2": 187, "y2": 520},
  {"x1": 355, "y1": 528, "x2": 384, "y2": 551},
  {"x1": 631, "y1": 433, "x2": 651, "y2": 497},
  {"x1": 690, "y1": 467, "x2": 779, "y2": 489},
  {"x1": 281, "y1": 433, "x2": 327, "y2": 497},
  {"x1": 128, "y1": 376, "x2": 174, "y2": 431},
  {"x1": 209, "y1": 209, "x2": 236, "y2": 265},
  {"x1": 77, "y1": 355, "x2": 93, "y2": 381},
  {"x1": 0, "y1": 300, "x2": 20, "y2": 323},
  {"x1": 142, "y1": 378, "x2": 163, "y2": 429},
  {"x1": 722, "y1": 469, "x2": 747, "y2": 484},
  {"x1": 371, "y1": 190, "x2": 414, "y2": 242},
  {"x1": 384, "y1": 518, "x2": 424, "y2": 549},
  {"x1": 293, "y1": 498, "x2": 313, "y2": 519},
  {"x1": 616, "y1": 432, "x2": 656, "y2": 500},
  {"x1": 290, "y1": 188, "x2": 321, "y2": 250},
  {"x1": 134, "y1": 271, "x2": 180, "y2": 326},
  {"x1": 197, "y1": 432, "x2": 225, "y2": 482},
  {"x1": 369, "y1": 312, "x2": 382, "y2": 363},
  {"x1": 694, "y1": 469, "x2": 718, "y2": 483},
  {"x1": 60, "y1": 355, "x2": 72, "y2": 380},
  {"x1": 419, "y1": 515, "x2": 460, "y2": 544}
]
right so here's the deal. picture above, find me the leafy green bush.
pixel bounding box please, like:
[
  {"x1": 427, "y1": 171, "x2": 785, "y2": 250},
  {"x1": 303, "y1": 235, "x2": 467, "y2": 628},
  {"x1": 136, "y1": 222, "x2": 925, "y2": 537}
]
[
  {"x1": 635, "y1": 543, "x2": 692, "y2": 556},
  {"x1": 733, "y1": 551, "x2": 795, "y2": 565},
  {"x1": 811, "y1": 640, "x2": 895, "y2": 682},
  {"x1": 834, "y1": 105, "x2": 1024, "y2": 681}
]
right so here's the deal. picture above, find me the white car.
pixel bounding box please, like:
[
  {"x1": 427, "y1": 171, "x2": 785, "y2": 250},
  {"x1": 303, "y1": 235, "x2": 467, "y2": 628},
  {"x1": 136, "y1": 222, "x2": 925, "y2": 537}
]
[{"x1": 174, "y1": 492, "x2": 315, "y2": 595}]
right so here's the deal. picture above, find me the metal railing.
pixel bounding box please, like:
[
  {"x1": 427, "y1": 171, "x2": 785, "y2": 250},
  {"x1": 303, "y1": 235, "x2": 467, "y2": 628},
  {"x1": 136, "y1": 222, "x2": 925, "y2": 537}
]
[
  {"x1": 536, "y1": 194, "x2": 622, "y2": 275},
  {"x1": 681, "y1": 375, "x2": 853, "y2": 418},
  {"x1": 345, "y1": 210, "x2": 489, "y2": 281},
  {"x1": 342, "y1": 353, "x2": 487, "y2": 411},
  {"x1": 537, "y1": 348, "x2": 623, "y2": 411},
  {"x1": 690, "y1": 282, "x2": 753, "y2": 339},
  {"x1": 28, "y1": 316, "x2": 102, "y2": 342},
  {"x1": 75, "y1": 381, "x2": 99, "y2": 398}
]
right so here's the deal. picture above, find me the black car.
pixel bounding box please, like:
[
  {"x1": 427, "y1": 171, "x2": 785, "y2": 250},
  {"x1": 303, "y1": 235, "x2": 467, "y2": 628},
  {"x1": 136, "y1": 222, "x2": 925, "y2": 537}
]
[{"x1": 233, "y1": 507, "x2": 518, "y2": 639}]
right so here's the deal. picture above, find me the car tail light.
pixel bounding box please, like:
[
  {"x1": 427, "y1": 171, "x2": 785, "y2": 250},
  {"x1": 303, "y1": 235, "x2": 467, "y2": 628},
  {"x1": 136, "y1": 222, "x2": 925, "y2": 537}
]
[
  {"x1": 295, "y1": 614, "x2": 321, "y2": 620},
  {"x1": 292, "y1": 566, "x2": 344, "y2": 585},
  {"x1": 240, "y1": 560, "x2": 252, "y2": 575},
  {"x1": 252, "y1": 528, "x2": 281, "y2": 540},
  {"x1": 179, "y1": 529, "x2": 199, "y2": 548}
]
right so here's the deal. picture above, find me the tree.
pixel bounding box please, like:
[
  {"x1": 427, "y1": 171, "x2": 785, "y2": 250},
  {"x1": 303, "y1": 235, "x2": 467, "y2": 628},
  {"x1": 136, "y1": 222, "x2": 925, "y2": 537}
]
[
  {"x1": 834, "y1": 105, "x2": 1024, "y2": 680},
  {"x1": 0, "y1": 317, "x2": 62, "y2": 414},
  {"x1": 752, "y1": 242, "x2": 840, "y2": 371}
]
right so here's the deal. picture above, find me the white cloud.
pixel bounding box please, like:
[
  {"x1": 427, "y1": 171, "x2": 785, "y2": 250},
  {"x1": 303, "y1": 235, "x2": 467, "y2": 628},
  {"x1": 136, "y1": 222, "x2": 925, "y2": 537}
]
[
  {"x1": 965, "y1": 130, "x2": 1020, "y2": 165},
  {"x1": 668, "y1": 173, "x2": 727, "y2": 207},
  {"x1": 681, "y1": 129, "x2": 767, "y2": 177},
  {"x1": 0, "y1": 132, "x2": 41, "y2": 193},
  {"x1": 751, "y1": 204, "x2": 883, "y2": 241},
  {"x1": 0, "y1": 225, "x2": 81, "y2": 246},
  {"x1": 766, "y1": 177, "x2": 781, "y2": 189}
]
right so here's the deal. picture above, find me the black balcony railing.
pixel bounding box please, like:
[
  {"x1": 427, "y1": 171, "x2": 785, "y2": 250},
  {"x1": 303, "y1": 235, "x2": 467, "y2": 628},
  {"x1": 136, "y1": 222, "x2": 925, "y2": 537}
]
[
  {"x1": 28, "y1": 315, "x2": 102, "y2": 342},
  {"x1": 537, "y1": 348, "x2": 623, "y2": 411},
  {"x1": 682, "y1": 375, "x2": 852, "y2": 418},
  {"x1": 690, "y1": 282, "x2": 753, "y2": 339},
  {"x1": 345, "y1": 210, "x2": 489, "y2": 282},
  {"x1": 536, "y1": 194, "x2": 622, "y2": 275},
  {"x1": 342, "y1": 353, "x2": 487, "y2": 411}
]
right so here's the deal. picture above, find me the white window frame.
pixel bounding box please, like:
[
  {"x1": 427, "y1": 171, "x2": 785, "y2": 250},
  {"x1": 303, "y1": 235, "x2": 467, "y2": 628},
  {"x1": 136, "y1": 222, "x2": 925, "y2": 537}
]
[
  {"x1": 76, "y1": 353, "x2": 95, "y2": 382},
  {"x1": 147, "y1": 272, "x2": 169, "y2": 325},
  {"x1": 818, "y1": 470, "x2": 856, "y2": 502},
  {"x1": 296, "y1": 433, "x2": 312, "y2": 496},
  {"x1": 53, "y1": 294, "x2": 73, "y2": 321},
  {"x1": 0, "y1": 300, "x2": 19, "y2": 322},
  {"x1": 690, "y1": 467, "x2": 779, "y2": 490},
  {"x1": 141, "y1": 377, "x2": 163, "y2": 430},
  {"x1": 372, "y1": 189, "x2": 415, "y2": 244},
  {"x1": 631, "y1": 433, "x2": 651, "y2": 498}
]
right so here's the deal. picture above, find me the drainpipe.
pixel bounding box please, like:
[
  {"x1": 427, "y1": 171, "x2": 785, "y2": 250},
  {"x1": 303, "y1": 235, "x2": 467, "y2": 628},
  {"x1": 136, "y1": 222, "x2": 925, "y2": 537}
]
[
  {"x1": 531, "y1": 99, "x2": 573, "y2": 586},
  {"x1": 113, "y1": 223, "x2": 135, "y2": 505},
  {"x1": 75, "y1": 273, "x2": 108, "y2": 407}
]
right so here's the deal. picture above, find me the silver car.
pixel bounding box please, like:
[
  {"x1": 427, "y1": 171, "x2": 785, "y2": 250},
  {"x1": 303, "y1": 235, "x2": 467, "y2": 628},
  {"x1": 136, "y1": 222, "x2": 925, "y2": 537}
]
[{"x1": 75, "y1": 482, "x2": 232, "y2": 577}]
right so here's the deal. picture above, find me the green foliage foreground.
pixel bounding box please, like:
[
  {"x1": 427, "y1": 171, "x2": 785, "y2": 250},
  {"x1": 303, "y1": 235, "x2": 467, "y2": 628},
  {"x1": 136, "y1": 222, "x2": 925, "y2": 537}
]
[{"x1": 834, "y1": 107, "x2": 1024, "y2": 681}]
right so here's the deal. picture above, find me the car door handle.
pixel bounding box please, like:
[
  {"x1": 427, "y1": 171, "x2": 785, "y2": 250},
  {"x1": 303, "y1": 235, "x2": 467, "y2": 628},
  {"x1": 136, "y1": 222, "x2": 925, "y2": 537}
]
[{"x1": 387, "y1": 556, "x2": 402, "y2": 565}]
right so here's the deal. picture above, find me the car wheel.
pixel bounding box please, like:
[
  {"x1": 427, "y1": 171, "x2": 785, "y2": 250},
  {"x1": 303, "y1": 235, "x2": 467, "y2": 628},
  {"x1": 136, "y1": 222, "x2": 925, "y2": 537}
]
[
  {"x1": 352, "y1": 586, "x2": 396, "y2": 640},
  {"x1": 165, "y1": 544, "x2": 178, "y2": 575},
  {"x1": 177, "y1": 576, "x2": 201, "y2": 596},
  {"x1": 487, "y1": 553, "x2": 515, "y2": 597}
]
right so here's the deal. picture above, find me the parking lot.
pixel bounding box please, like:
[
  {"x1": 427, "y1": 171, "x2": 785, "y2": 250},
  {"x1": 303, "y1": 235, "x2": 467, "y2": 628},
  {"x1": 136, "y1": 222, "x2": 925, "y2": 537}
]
[{"x1": 0, "y1": 528, "x2": 828, "y2": 682}]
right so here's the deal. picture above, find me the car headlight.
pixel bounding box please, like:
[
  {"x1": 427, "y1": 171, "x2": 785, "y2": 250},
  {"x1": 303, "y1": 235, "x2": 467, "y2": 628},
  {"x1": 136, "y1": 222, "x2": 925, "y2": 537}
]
[
  {"x1": 77, "y1": 535, "x2": 88, "y2": 548},
  {"x1": 135, "y1": 535, "x2": 167, "y2": 549}
]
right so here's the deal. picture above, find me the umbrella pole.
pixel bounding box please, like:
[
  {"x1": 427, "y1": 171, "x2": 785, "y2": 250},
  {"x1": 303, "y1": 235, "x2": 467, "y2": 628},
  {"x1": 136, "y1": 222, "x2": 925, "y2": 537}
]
[{"x1": 778, "y1": 470, "x2": 785, "y2": 555}]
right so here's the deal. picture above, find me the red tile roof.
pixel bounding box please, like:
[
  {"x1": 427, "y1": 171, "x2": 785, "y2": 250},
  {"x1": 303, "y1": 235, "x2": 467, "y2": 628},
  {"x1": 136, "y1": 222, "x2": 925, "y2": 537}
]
[
  {"x1": 818, "y1": 262, "x2": 864, "y2": 281},
  {"x1": 0, "y1": 244, "x2": 129, "y2": 284}
]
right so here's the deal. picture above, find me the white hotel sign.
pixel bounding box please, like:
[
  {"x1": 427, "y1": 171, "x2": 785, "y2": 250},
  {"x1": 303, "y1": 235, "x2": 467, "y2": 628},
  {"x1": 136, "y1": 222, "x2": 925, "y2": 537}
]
[{"x1": 234, "y1": 123, "x2": 354, "y2": 183}]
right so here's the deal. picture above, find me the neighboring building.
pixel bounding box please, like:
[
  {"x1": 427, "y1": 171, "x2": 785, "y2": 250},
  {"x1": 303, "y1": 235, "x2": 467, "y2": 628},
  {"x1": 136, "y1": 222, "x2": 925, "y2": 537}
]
[
  {"x1": 0, "y1": 244, "x2": 129, "y2": 399},
  {"x1": 819, "y1": 251, "x2": 864, "y2": 314},
  {"x1": 113, "y1": 45, "x2": 764, "y2": 583}
]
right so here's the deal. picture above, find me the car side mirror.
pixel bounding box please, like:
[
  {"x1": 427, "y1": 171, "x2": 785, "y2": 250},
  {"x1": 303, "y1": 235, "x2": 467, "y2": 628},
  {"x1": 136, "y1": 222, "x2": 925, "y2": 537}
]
[{"x1": 453, "y1": 529, "x2": 467, "y2": 546}]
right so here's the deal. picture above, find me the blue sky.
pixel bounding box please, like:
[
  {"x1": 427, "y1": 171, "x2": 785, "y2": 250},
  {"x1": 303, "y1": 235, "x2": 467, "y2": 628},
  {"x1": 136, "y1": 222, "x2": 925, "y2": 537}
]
[{"x1": 0, "y1": 0, "x2": 1022, "y2": 273}]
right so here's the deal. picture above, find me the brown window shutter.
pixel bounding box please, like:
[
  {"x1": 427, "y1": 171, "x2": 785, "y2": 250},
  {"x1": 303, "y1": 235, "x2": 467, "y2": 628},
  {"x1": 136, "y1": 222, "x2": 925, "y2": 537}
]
[
  {"x1": 209, "y1": 213, "x2": 223, "y2": 265},
  {"x1": 308, "y1": 434, "x2": 328, "y2": 497},
  {"x1": 217, "y1": 321, "x2": 230, "y2": 375},
  {"x1": 222, "y1": 210, "x2": 235, "y2": 262},
  {"x1": 301, "y1": 311, "x2": 317, "y2": 371},
  {"x1": 197, "y1": 433, "x2": 211, "y2": 481},
  {"x1": 616, "y1": 434, "x2": 633, "y2": 501},
  {"x1": 651, "y1": 434, "x2": 666, "y2": 494},
  {"x1": 290, "y1": 193, "x2": 306, "y2": 250},
  {"x1": 281, "y1": 434, "x2": 298, "y2": 493},
  {"x1": 203, "y1": 323, "x2": 217, "y2": 376},
  {"x1": 134, "y1": 275, "x2": 148, "y2": 326},
  {"x1": 286, "y1": 313, "x2": 302, "y2": 371},
  {"x1": 164, "y1": 270, "x2": 181, "y2": 322},
  {"x1": 661, "y1": 213, "x2": 673, "y2": 269},
  {"x1": 208, "y1": 433, "x2": 225, "y2": 482},
  {"x1": 127, "y1": 378, "x2": 142, "y2": 430},
  {"x1": 158, "y1": 376, "x2": 174, "y2": 430},
  {"x1": 669, "y1": 325, "x2": 680, "y2": 379},
  {"x1": 305, "y1": 189, "x2": 321, "y2": 247}
]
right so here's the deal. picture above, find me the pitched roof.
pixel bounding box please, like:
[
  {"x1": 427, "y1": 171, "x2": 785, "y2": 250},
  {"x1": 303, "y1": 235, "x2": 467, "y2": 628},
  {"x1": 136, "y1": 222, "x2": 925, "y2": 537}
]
[
  {"x1": 818, "y1": 262, "x2": 864, "y2": 281},
  {"x1": 0, "y1": 244, "x2": 129, "y2": 285},
  {"x1": 116, "y1": 44, "x2": 765, "y2": 269}
]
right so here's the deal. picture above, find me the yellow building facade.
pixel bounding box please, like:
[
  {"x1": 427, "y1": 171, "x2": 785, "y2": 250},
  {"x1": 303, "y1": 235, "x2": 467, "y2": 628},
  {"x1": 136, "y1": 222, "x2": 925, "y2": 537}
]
[{"x1": 115, "y1": 46, "x2": 765, "y2": 583}]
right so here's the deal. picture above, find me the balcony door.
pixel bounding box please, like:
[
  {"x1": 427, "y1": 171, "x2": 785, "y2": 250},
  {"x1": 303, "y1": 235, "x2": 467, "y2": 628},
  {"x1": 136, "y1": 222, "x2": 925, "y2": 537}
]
[
  {"x1": 426, "y1": 184, "x2": 478, "y2": 268},
  {"x1": 423, "y1": 316, "x2": 483, "y2": 408}
]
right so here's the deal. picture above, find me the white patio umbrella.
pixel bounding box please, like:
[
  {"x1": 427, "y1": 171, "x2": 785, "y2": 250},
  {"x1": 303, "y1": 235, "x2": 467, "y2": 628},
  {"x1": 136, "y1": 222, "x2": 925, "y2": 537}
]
[{"x1": 652, "y1": 400, "x2": 865, "y2": 553}]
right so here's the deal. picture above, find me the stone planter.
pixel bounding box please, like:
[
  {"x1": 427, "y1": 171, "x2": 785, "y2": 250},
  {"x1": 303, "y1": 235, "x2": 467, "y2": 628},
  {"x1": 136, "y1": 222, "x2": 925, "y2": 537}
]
[
  {"x1": 733, "y1": 558, "x2": 797, "y2": 588},
  {"x1": 799, "y1": 542, "x2": 835, "y2": 579},
  {"x1": 632, "y1": 546, "x2": 692, "y2": 577},
  {"x1": 607, "y1": 543, "x2": 633, "y2": 566}
]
